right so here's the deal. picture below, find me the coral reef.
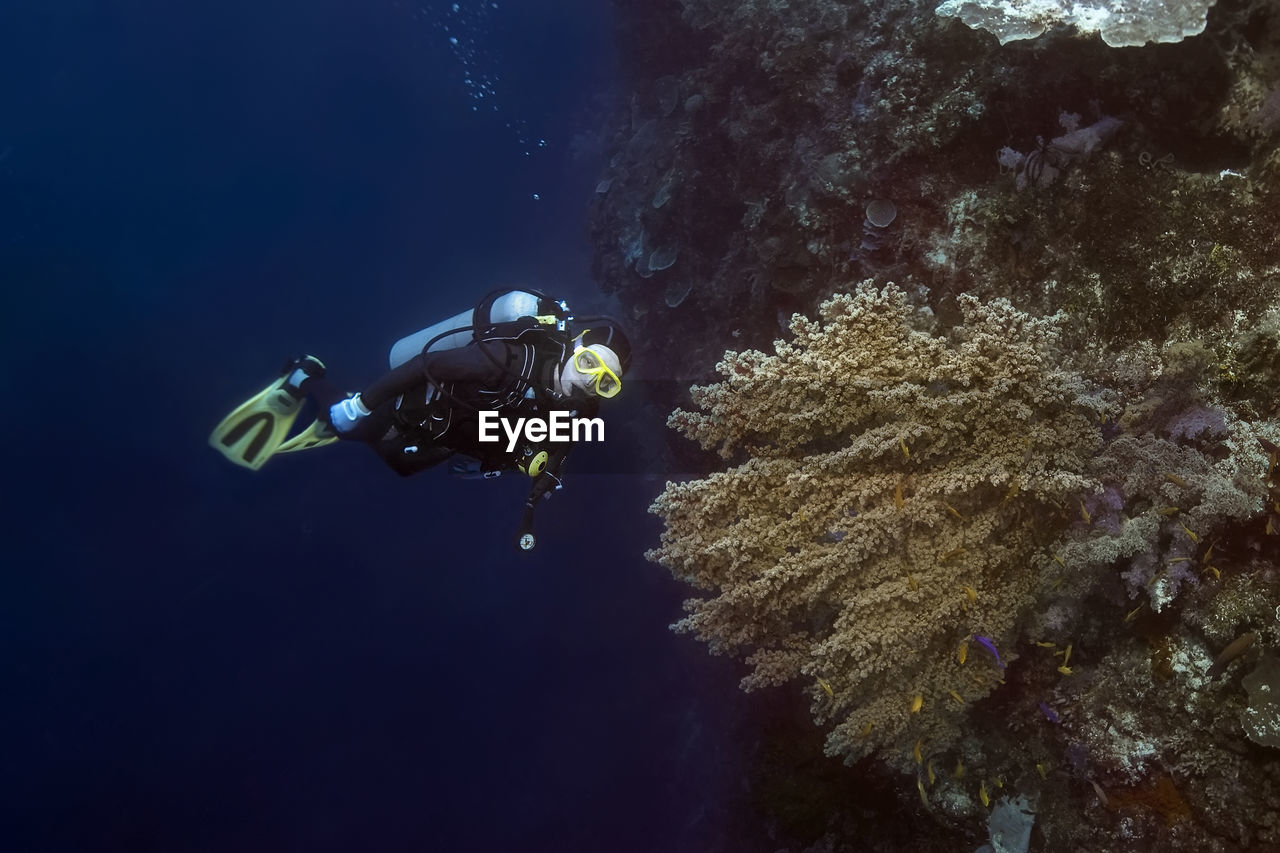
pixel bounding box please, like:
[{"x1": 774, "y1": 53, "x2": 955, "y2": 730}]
[
  {"x1": 934, "y1": 0, "x2": 1218, "y2": 48},
  {"x1": 597, "y1": 0, "x2": 1280, "y2": 848},
  {"x1": 593, "y1": 0, "x2": 1280, "y2": 376},
  {"x1": 647, "y1": 281, "x2": 1280, "y2": 849},
  {"x1": 649, "y1": 283, "x2": 1107, "y2": 770}
]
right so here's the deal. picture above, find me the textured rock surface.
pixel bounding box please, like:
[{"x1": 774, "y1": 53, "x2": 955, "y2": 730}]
[{"x1": 595, "y1": 0, "x2": 1280, "y2": 849}]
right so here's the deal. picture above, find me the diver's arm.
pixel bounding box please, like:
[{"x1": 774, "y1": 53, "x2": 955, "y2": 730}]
[
  {"x1": 361, "y1": 341, "x2": 510, "y2": 409},
  {"x1": 526, "y1": 446, "x2": 571, "y2": 504},
  {"x1": 524, "y1": 393, "x2": 600, "y2": 500}
]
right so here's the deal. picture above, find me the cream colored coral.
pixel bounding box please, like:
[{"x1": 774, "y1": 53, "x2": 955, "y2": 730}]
[{"x1": 649, "y1": 282, "x2": 1110, "y2": 768}]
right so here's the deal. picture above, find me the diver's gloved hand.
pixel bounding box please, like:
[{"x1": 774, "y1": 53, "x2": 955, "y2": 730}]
[
  {"x1": 528, "y1": 471, "x2": 562, "y2": 503},
  {"x1": 327, "y1": 394, "x2": 371, "y2": 435}
]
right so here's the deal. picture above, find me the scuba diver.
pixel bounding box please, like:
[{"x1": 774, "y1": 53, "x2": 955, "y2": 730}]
[{"x1": 209, "y1": 289, "x2": 630, "y2": 550}]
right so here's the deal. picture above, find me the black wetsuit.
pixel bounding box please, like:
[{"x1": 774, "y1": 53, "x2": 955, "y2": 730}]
[{"x1": 313, "y1": 335, "x2": 596, "y2": 501}]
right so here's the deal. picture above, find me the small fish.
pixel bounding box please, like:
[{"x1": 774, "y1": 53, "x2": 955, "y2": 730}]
[
  {"x1": 1165, "y1": 472, "x2": 1188, "y2": 488},
  {"x1": 964, "y1": 585, "x2": 978, "y2": 605},
  {"x1": 1036, "y1": 763, "x2": 1048, "y2": 780},
  {"x1": 1124, "y1": 604, "x2": 1143, "y2": 623},
  {"x1": 906, "y1": 571, "x2": 919, "y2": 592},
  {"x1": 949, "y1": 689, "x2": 965, "y2": 705},
  {"x1": 1180, "y1": 522, "x2": 1200, "y2": 544},
  {"x1": 1059, "y1": 643, "x2": 1072, "y2": 666},
  {"x1": 1207, "y1": 632, "x2": 1256, "y2": 677},
  {"x1": 894, "y1": 482, "x2": 904, "y2": 509},
  {"x1": 1201, "y1": 542, "x2": 1215, "y2": 565},
  {"x1": 1079, "y1": 499, "x2": 1091, "y2": 525},
  {"x1": 953, "y1": 759, "x2": 965, "y2": 779},
  {"x1": 1157, "y1": 505, "x2": 1180, "y2": 517},
  {"x1": 973, "y1": 635, "x2": 1005, "y2": 669},
  {"x1": 816, "y1": 676, "x2": 834, "y2": 698},
  {"x1": 957, "y1": 640, "x2": 968, "y2": 665},
  {"x1": 942, "y1": 501, "x2": 963, "y2": 519},
  {"x1": 899, "y1": 436, "x2": 911, "y2": 460},
  {"x1": 1034, "y1": 641, "x2": 1056, "y2": 649},
  {"x1": 1203, "y1": 565, "x2": 1221, "y2": 580},
  {"x1": 926, "y1": 760, "x2": 936, "y2": 786},
  {"x1": 938, "y1": 546, "x2": 965, "y2": 563},
  {"x1": 913, "y1": 738, "x2": 924, "y2": 765},
  {"x1": 1052, "y1": 553, "x2": 1065, "y2": 568},
  {"x1": 916, "y1": 776, "x2": 928, "y2": 806},
  {"x1": 911, "y1": 694, "x2": 923, "y2": 713},
  {"x1": 1038, "y1": 701, "x2": 1060, "y2": 723},
  {"x1": 1057, "y1": 665, "x2": 1073, "y2": 676},
  {"x1": 859, "y1": 721, "x2": 874, "y2": 737},
  {"x1": 979, "y1": 780, "x2": 990, "y2": 807}
]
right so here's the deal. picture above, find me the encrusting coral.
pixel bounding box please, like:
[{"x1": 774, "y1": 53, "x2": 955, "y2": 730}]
[{"x1": 648, "y1": 282, "x2": 1112, "y2": 769}]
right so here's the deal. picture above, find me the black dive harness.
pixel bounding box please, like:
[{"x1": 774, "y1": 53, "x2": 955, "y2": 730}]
[{"x1": 401, "y1": 289, "x2": 595, "y2": 551}]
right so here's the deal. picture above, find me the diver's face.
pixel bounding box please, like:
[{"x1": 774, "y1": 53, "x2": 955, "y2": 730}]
[
  {"x1": 559, "y1": 357, "x2": 597, "y2": 398},
  {"x1": 560, "y1": 345, "x2": 622, "y2": 399}
]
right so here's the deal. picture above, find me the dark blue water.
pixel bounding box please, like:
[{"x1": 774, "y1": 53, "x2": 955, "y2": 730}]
[{"x1": 0, "y1": 2, "x2": 746, "y2": 850}]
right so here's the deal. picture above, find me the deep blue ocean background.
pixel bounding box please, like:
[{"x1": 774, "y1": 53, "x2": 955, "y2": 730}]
[{"x1": 0, "y1": 2, "x2": 746, "y2": 850}]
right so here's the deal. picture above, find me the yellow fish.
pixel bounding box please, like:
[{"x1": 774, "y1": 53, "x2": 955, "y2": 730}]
[
  {"x1": 816, "y1": 677, "x2": 834, "y2": 698},
  {"x1": 979, "y1": 781, "x2": 990, "y2": 807},
  {"x1": 911, "y1": 694, "x2": 923, "y2": 713}
]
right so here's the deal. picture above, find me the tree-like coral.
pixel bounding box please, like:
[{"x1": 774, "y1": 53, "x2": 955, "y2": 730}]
[{"x1": 648, "y1": 282, "x2": 1112, "y2": 768}]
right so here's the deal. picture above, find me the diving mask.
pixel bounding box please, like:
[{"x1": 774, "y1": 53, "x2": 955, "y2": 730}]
[{"x1": 569, "y1": 345, "x2": 622, "y2": 399}]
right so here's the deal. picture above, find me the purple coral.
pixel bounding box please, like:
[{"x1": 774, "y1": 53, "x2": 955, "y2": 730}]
[{"x1": 1166, "y1": 405, "x2": 1228, "y2": 443}]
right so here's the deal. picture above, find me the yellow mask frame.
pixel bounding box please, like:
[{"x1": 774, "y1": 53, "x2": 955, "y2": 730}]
[{"x1": 572, "y1": 345, "x2": 622, "y2": 398}]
